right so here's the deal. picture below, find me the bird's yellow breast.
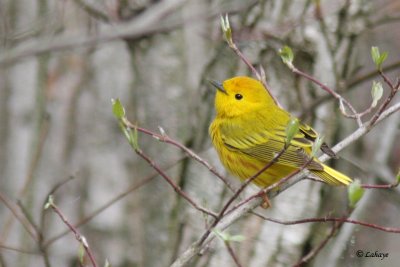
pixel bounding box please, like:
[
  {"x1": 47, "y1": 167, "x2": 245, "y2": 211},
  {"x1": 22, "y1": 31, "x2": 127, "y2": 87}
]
[{"x1": 209, "y1": 117, "x2": 295, "y2": 188}]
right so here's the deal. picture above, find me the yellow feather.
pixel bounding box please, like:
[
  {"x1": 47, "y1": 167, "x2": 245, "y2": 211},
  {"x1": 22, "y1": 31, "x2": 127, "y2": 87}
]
[{"x1": 209, "y1": 76, "x2": 352, "y2": 187}]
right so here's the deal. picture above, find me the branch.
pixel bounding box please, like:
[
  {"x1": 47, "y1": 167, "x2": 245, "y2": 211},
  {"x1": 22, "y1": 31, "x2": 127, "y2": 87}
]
[
  {"x1": 0, "y1": 0, "x2": 259, "y2": 66},
  {"x1": 293, "y1": 223, "x2": 339, "y2": 267},
  {"x1": 45, "y1": 196, "x2": 98, "y2": 267},
  {"x1": 73, "y1": 0, "x2": 110, "y2": 21},
  {"x1": 367, "y1": 71, "x2": 400, "y2": 127},
  {"x1": 0, "y1": 242, "x2": 39, "y2": 255},
  {"x1": 220, "y1": 15, "x2": 281, "y2": 107},
  {"x1": 302, "y1": 60, "x2": 400, "y2": 117},
  {"x1": 134, "y1": 148, "x2": 218, "y2": 218},
  {"x1": 262, "y1": 216, "x2": 400, "y2": 234},
  {"x1": 224, "y1": 242, "x2": 243, "y2": 267},
  {"x1": 0, "y1": 0, "x2": 188, "y2": 66},
  {"x1": 0, "y1": 192, "x2": 38, "y2": 242},
  {"x1": 170, "y1": 99, "x2": 400, "y2": 267},
  {"x1": 197, "y1": 147, "x2": 288, "y2": 245},
  {"x1": 291, "y1": 67, "x2": 362, "y2": 126},
  {"x1": 123, "y1": 120, "x2": 234, "y2": 191},
  {"x1": 361, "y1": 182, "x2": 399, "y2": 189},
  {"x1": 43, "y1": 169, "x2": 161, "y2": 247}
]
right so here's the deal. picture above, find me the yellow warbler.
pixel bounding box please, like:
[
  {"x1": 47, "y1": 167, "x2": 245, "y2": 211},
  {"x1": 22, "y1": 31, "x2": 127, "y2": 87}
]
[{"x1": 209, "y1": 76, "x2": 352, "y2": 187}]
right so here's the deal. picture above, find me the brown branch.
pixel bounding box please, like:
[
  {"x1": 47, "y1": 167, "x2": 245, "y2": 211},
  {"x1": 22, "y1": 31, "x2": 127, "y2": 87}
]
[
  {"x1": 229, "y1": 156, "x2": 314, "y2": 215},
  {"x1": 171, "y1": 99, "x2": 400, "y2": 267},
  {"x1": 0, "y1": 242, "x2": 39, "y2": 255},
  {"x1": 224, "y1": 242, "x2": 244, "y2": 267},
  {"x1": 198, "y1": 147, "x2": 288, "y2": 245},
  {"x1": 262, "y1": 216, "x2": 400, "y2": 233},
  {"x1": 348, "y1": 60, "x2": 400, "y2": 88},
  {"x1": 73, "y1": 0, "x2": 110, "y2": 22},
  {"x1": 301, "y1": 60, "x2": 400, "y2": 117},
  {"x1": 368, "y1": 71, "x2": 400, "y2": 127},
  {"x1": 291, "y1": 67, "x2": 362, "y2": 126},
  {"x1": 123, "y1": 120, "x2": 234, "y2": 191},
  {"x1": 0, "y1": 1, "x2": 259, "y2": 66},
  {"x1": 294, "y1": 222, "x2": 339, "y2": 267},
  {"x1": 119, "y1": 118, "x2": 218, "y2": 218},
  {"x1": 361, "y1": 182, "x2": 399, "y2": 189},
  {"x1": 134, "y1": 148, "x2": 218, "y2": 218},
  {"x1": 47, "y1": 199, "x2": 98, "y2": 267},
  {"x1": 0, "y1": 192, "x2": 38, "y2": 242},
  {"x1": 43, "y1": 159, "x2": 181, "y2": 247},
  {"x1": 224, "y1": 22, "x2": 281, "y2": 108}
]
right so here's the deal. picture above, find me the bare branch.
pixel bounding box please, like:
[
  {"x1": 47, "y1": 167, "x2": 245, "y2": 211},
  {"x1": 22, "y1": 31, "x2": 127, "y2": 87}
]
[
  {"x1": 43, "y1": 171, "x2": 157, "y2": 247},
  {"x1": 123, "y1": 120, "x2": 234, "y2": 191},
  {"x1": 170, "y1": 98, "x2": 400, "y2": 267},
  {"x1": 292, "y1": 67, "x2": 362, "y2": 126},
  {"x1": 46, "y1": 197, "x2": 98, "y2": 267},
  {"x1": 261, "y1": 216, "x2": 400, "y2": 234},
  {"x1": 0, "y1": 242, "x2": 39, "y2": 255},
  {"x1": 224, "y1": 242, "x2": 244, "y2": 267},
  {"x1": 134, "y1": 148, "x2": 218, "y2": 218},
  {"x1": 293, "y1": 223, "x2": 338, "y2": 267},
  {"x1": 0, "y1": 0, "x2": 189, "y2": 66},
  {"x1": 0, "y1": 192, "x2": 38, "y2": 242}
]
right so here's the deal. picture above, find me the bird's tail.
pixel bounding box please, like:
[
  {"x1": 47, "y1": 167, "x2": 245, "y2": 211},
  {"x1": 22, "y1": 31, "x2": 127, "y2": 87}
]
[{"x1": 312, "y1": 164, "x2": 352, "y2": 186}]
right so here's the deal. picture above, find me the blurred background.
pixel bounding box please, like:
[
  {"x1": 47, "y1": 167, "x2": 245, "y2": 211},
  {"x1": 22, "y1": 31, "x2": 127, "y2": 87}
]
[{"x1": 0, "y1": 0, "x2": 399, "y2": 266}]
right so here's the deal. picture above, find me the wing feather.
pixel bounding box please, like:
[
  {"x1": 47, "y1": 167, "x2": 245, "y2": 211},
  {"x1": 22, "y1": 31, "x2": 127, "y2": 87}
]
[{"x1": 220, "y1": 121, "x2": 323, "y2": 171}]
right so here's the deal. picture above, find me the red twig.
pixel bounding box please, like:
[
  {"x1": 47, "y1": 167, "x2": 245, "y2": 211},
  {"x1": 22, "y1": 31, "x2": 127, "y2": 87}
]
[
  {"x1": 262, "y1": 216, "x2": 400, "y2": 233},
  {"x1": 294, "y1": 222, "x2": 339, "y2": 267},
  {"x1": 0, "y1": 242, "x2": 39, "y2": 255},
  {"x1": 368, "y1": 71, "x2": 400, "y2": 127},
  {"x1": 198, "y1": 147, "x2": 288, "y2": 245},
  {"x1": 229, "y1": 157, "x2": 314, "y2": 214},
  {"x1": 48, "y1": 200, "x2": 98, "y2": 267},
  {"x1": 0, "y1": 192, "x2": 38, "y2": 242},
  {"x1": 361, "y1": 182, "x2": 399, "y2": 189},
  {"x1": 292, "y1": 67, "x2": 362, "y2": 126},
  {"x1": 134, "y1": 148, "x2": 218, "y2": 218},
  {"x1": 43, "y1": 170, "x2": 159, "y2": 248},
  {"x1": 224, "y1": 25, "x2": 281, "y2": 108},
  {"x1": 124, "y1": 120, "x2": 235, "y2": 191},
  {"x1": 221, "y1": 148, "x2": 288, "y2": 215},
  {"x1": 224, "y1": 242, "x2": 244, "y2": 267}
]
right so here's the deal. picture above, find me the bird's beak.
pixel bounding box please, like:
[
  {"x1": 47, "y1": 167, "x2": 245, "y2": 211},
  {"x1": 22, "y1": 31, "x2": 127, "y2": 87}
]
[{"x1": 209, "y1": 80, "x2": 227, "y2": 94}]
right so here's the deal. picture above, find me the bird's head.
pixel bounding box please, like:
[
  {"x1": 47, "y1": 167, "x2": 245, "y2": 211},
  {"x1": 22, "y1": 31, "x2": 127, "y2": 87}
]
[{"x1": 210, "y1": 76, "x2": 274, "y2": 117}]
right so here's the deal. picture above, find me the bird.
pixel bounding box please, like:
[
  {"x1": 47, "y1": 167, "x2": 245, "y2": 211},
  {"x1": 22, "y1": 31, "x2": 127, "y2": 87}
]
[{"x1": 209, "y1": 76, "x2": 352, "y2": 188}]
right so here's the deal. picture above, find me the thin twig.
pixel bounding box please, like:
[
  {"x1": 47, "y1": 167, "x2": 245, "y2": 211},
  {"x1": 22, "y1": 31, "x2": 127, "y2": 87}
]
[
  {"x1": 293, "y1": 223, "x2": 339, "y2": 267},
  {"x1": 0, "y1": 242, "x2": 39, "y2": 255},
  {"x1": 44, "y1": 159, "x2": 181, "y2": 247},
  {"x1": 224, "y1": 242, "x2": 244, "y2": 267},
  {"x1": 73, "y1": 0, "x2": 110, "y2": 21},
  {"x1": 301, "y1": 60, "x2": 400, "y2": 117},
  {"x1": 170, "y1": 99, "x2": 400, "y2": 267},
  {"x1": 0, "y1": 192, "x2": 38, "y2": 242},
  {"x1": 134, "y1": 148, "x2": 218, "y2": 218},
  {"x1": 0, "y1": 1, "x2": 258, "y2": 66},
  {"x1": 368, "y1": 71, "x2": 400, "y2": 127},
  {"x1": 198, "y1": 147, "x2": 288, "y2": 245},
  {"x1": 292, "y1": 67, "x2": 362, "y2": 126},
  {"x1": 229, "y1": 156, "x2": 314, "y2": 215},
  {"x1": 262, "y1": 216, "x2": 400, "y2": 233},
  {"x1": 225, "y1": 26, "x2": 281, "y2": 108},
  {"x1": 48, "y1": 200, "x2": 98, "y2": 267},
  {"x1": 123, "y1": 120, "x2": 234, "y2": 191},
  {"x1": 362, "y1": 182, "x2": 399, "y2": 189}
]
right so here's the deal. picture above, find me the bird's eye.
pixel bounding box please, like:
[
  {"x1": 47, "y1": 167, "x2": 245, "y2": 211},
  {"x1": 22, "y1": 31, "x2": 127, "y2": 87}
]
[{"x1": 235, "y1": 94, "x2": 243, "y2": 100}]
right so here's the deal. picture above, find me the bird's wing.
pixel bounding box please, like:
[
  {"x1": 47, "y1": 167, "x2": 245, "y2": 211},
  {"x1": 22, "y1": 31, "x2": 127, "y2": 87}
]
[
  {"x1": 299, "y1": 122, "x2": 337, "y2": 158},
  {"x1": 220, "y1": 120, "x2": 323, "y2": 171}
]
